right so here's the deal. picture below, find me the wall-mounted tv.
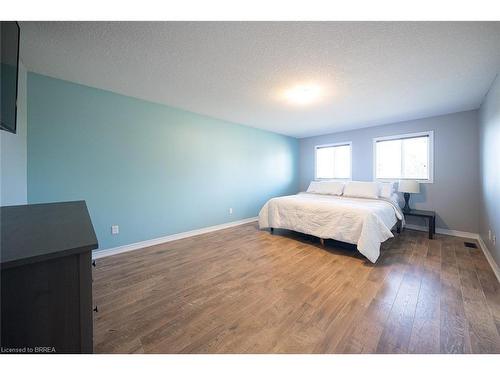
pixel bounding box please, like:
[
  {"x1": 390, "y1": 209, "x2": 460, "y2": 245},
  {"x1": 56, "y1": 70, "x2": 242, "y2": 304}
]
[{"x1": 0, "y1": 21, "x2": 20, "y2": 134}]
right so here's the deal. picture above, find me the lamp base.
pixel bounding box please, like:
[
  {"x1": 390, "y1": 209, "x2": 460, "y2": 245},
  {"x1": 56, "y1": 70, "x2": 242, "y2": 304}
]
[{"x1": 402, "y1": 192, "x2": 411, "y2": 213}]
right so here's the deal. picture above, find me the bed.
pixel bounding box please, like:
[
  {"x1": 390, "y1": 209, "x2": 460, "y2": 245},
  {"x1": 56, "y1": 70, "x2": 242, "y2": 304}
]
[{"x1": 258, "y1": 184, "x2": 404, "y2": 263}]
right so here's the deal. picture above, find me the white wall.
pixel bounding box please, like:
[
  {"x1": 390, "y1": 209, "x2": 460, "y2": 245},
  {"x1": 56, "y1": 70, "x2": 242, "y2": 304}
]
[
  {"x1": 479, "y1": 73, "x2": 500, "y2": 266},
  {"x1": 0, "y1": 61, "x2": 27, "y2": 206}
]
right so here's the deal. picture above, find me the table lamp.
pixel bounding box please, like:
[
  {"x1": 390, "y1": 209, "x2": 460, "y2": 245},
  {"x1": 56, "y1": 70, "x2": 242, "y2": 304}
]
[{"x1": 398, "y1": 180, "x2": 420, "y2": 213}]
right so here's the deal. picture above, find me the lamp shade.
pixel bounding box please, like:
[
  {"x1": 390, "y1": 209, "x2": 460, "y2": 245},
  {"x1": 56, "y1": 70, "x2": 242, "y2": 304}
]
[{"x1": 398, "y1": 180, "x2": 420, "y2": 193}]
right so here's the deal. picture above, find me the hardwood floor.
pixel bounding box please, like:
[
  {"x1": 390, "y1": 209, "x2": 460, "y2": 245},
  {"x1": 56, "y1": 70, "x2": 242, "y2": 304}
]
[{"x1": 92, "y1": 223, "x2": 500, "y2": 353}]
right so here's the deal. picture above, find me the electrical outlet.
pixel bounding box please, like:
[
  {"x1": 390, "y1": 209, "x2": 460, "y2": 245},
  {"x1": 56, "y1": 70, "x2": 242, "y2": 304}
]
[
  {"x1": 489, "y1": 230, "x2": 492, "y2": 241},
  {"x1": 111, "y1": 225, "x2": 119, "y2": 235},
  {"x1": 229, "y1": 207, "x2": 233, "y2": 215}
]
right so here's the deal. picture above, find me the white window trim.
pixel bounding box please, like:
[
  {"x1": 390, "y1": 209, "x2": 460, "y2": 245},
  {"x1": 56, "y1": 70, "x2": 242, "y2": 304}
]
[
  {"x1": 314, "y1": 141, "x2": 352, "y2": 180},
  {"x1": 372, "y1": 130, "x2": 434, "y2": 183}
]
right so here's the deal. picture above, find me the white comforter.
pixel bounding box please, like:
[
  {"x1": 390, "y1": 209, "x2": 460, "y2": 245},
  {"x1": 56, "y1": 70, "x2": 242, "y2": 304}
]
[{"x1": 258, "y1": 192, "x2": 404, "y2": 263}]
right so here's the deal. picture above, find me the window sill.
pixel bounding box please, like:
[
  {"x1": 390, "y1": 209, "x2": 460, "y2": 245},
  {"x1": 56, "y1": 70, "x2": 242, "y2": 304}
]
[{"x1": 375, "y1": 178, "x2": 434, "y2": 184}]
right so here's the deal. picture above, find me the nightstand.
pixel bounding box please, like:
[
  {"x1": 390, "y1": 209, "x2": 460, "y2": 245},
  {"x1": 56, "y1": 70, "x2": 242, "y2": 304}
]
[{"x1": 403, "y1": 209, "x2": 436, "y2": 239}]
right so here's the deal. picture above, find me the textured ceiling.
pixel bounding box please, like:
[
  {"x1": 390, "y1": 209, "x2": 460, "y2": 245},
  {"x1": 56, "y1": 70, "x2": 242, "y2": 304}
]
[{"x1": 19, "y1": 21, "x2": 500, "y2": 138}]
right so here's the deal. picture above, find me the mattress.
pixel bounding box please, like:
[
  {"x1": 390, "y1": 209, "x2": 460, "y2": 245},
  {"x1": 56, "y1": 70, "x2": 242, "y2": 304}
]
[{"x1": 258, "y1": 192, "x2": 404, "y2": 263}]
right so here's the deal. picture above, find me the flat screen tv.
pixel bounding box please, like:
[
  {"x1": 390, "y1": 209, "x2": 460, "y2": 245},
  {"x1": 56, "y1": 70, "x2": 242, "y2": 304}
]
[{"x1": 0, "y1": 21, "x2": 20, "y2": 134}]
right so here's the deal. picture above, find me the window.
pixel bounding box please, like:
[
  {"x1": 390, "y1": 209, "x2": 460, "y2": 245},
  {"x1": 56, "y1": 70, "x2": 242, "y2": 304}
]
[
  {"x1": 315, "y1": 142, "x2": 352, "y2": 179},
  {"x1": 374, "y1": 131, "x2": 433, "y2": 182}
]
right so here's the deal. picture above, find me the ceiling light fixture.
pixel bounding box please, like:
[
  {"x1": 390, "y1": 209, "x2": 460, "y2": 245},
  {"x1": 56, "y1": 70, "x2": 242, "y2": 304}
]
[{"x1": 283, "y1": 83, "x2": 323, "y2": 105}]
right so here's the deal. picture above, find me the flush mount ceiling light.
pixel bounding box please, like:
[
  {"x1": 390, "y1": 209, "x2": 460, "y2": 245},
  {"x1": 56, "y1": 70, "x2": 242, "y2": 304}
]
[{"x1": 283, "y1": 83, "x2": 323, "y2": 105}]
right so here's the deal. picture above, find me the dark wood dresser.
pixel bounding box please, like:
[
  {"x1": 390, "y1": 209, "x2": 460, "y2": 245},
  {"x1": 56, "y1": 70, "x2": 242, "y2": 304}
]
[{"x1": 0, "y1": 201, "x2": 98, "y2": 353}]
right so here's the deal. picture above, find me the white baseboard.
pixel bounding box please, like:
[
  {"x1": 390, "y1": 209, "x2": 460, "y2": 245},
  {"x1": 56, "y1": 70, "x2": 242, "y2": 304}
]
[
  {"x1": 478, "y1": 236, "x2": 500, "y2": 283},
  {"x1": 404, "y1": 223, "x2": 479, "y2": 239},
  {"x1": 93, "y1": 217, "x2": 258, "y2": 260}
]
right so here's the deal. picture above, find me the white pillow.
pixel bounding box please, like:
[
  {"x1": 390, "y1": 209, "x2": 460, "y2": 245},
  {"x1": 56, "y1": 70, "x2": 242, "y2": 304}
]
[
  {"x1": 379, "y1": 182, "x2": 396, "y2": 199},
  {"x1": 343, "y1": 181, "x2": 379, "y2": 199},
  {"x1": 306, "y1": 181, "x2": 345, "y2": 196}
]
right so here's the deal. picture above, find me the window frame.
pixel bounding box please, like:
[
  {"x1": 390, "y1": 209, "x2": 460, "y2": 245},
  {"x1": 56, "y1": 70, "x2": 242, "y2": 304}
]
[
  {"x1": 314, "y1": 141, "x2": 353, "y2": 181},
  {"x1": 372, "y1": 130, "x2": 434, "y2": 183}
]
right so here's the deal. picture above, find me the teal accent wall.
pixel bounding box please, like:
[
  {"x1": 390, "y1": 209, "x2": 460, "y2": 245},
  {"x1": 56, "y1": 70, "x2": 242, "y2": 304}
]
[{"x1": 27, "y1": 73, "x2": 299, "y2": 251}]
